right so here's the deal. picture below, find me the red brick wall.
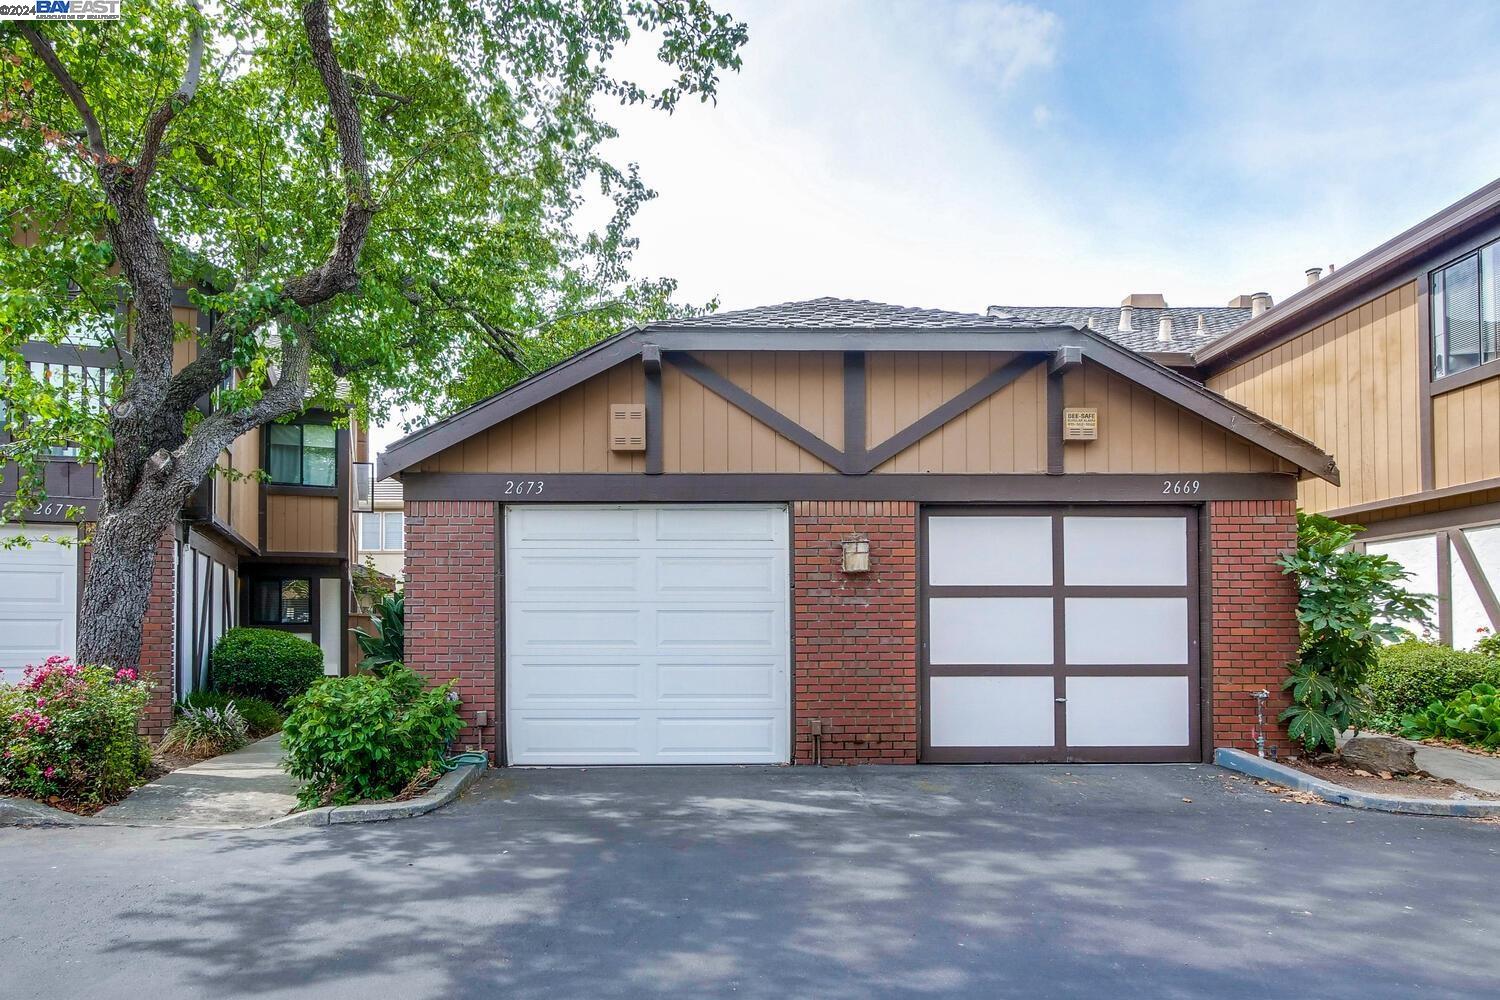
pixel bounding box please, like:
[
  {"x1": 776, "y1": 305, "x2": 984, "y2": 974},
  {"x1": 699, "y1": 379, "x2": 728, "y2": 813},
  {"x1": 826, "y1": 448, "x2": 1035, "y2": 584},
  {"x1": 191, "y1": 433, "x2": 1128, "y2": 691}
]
[
  {"x1": 792, "y1": 501, "x2": 919, "y2": 764},
  {"x1": 405, "y1": 501, "x2": 497, "y2": 760},
  {"x1": 1208, "y1": 500, "x2": 1299, "y2": 756}
]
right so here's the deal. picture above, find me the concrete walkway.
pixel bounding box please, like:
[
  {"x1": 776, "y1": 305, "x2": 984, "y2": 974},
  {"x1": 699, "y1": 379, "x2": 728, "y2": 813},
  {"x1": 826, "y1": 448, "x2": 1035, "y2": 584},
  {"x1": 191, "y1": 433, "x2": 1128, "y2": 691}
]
[
  {"x1": 96, "y1": 733, "x2": 300, "y2": 827},
  {"x1": 1408, "y1": 739, "x2": 1500, "y2": 793}
]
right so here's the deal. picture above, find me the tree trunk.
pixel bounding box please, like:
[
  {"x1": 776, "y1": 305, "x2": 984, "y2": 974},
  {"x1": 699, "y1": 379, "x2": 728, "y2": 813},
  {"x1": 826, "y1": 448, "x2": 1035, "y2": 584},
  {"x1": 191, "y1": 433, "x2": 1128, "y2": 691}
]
[{"x1": 75, "y1": 493, "x2": 181, "y2": 670}]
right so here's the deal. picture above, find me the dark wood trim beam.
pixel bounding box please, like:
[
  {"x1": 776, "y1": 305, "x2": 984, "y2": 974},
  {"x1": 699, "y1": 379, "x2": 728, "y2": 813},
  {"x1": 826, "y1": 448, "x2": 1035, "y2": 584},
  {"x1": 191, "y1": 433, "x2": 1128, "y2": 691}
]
[
  {"x1": 843, "y1": 351, "x2": 867, "y2": 466},
  {"x1": 1418, "y1": 282, "x2": 1436, "y2": 491},
  {"x1": 1427, "y1": 356, "x2": 1500, "y2": 397},
  {"x1": 1046, "y1": 371, "x2": 1064, "y2": 475},
  {"x1": 861, "y1": 353, "x2": 1045, "y2": 473},
  {"x1": 1322, "y1": 475, "x2": 1500, "y2": 522},
  {"x1": 404, "y1": 471, "x2": 1300, "y2": 504},
  {"x1": 643, "y1": 344, "x2": 663, "y2": 476},
  {"x1": 1452, "y1": 528, "x2": 1500, "y2": 631},
  {"x1": 1351, "y1": 501, "x2": 1500, "y2": 542},
  {"x1": 665, "y1": 352, "x2": 852, "y2": 472}
]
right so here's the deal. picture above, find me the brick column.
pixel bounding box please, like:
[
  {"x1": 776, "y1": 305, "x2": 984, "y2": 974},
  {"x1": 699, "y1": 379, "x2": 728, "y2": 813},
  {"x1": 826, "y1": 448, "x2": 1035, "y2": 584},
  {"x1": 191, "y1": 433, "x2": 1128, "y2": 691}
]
[
  {"x1": 405, "y1": 501, "x2": 497, "y2": 760},
  {"x1": 792, "y1": 501, "x2": 919, "y2": 764},
  {"x1": 1208, "y1": 500, "x2": 1299, "y2": 755}
]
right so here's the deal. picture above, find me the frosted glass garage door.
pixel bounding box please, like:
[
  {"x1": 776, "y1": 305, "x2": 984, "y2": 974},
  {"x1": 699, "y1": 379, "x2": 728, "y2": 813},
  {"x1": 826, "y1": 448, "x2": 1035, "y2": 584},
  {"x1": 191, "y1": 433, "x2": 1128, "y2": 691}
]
[
  {"x1": 505, "y1": 505, "x2": 790, "y2": 765},
  {"x1": 923, "y1": 509, "x2": 1198, "y2": 762}
]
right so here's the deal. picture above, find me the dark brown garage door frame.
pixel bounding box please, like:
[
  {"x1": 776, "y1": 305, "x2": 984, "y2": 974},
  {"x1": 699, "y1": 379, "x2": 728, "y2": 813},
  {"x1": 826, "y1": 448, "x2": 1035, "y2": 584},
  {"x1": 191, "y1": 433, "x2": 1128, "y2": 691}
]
[{"x1": 919, "y1": 504, "x2": 1202, "y2": 764}]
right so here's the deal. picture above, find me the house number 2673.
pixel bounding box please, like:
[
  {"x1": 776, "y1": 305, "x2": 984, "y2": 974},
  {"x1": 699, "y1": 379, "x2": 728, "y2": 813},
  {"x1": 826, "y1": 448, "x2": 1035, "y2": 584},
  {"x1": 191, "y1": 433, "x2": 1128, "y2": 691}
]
[
  {"x1": 1161, "y1": 479, "x2": 1201, "y2": 495},
  {"x1": 503, "y1": 479, "x2": 545, "y2": 495}
]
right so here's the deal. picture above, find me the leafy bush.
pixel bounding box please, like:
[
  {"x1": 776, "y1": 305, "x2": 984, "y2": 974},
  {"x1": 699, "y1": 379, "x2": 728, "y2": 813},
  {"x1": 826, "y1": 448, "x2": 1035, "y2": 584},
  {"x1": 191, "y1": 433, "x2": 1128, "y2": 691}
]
[
  {"x1": 1475, "y1": 628, "x2": 1500, "y2": 659},
  {"x1": 1403, "y1": 683, "x2": 1500, "y2": 748},
  {"x1": 1366, "y1": 639, "x2": 1500, "y2": 732},
  {"x1": 0, "y1": 656, "x2": 151, "y2": 805},
  {"x1": 280, "y1": 665, "x2": 463, "y2": 808},
  {"x1": 1278, "y1": 513, "x2": 1434, "y2": 751},
  {"x1": 182, "y1": 690, "x2": 283, "y2": 737},
  {"x1": 212, "y1": 628, "x2": 324, "y2": 705},
  {"x1": 352, "y1": 591, "x2": 403, "y2": 675},
  {"x1": 160, "y1": 703, "x2": 249, "y2": 758}
]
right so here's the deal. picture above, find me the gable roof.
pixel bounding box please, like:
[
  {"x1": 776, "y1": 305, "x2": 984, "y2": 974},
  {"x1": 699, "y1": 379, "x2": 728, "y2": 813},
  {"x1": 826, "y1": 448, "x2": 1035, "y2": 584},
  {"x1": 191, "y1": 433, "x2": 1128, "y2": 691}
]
[
  {"x1": 378, "y1": 298, "x2": 1338, "y2": 483},
  {"x1": 1196, "y1": 175, "x2": 1500, "y2": 370},
  {"x1": 987, "y1": 304, "x2": 1251, "y2": 353}
]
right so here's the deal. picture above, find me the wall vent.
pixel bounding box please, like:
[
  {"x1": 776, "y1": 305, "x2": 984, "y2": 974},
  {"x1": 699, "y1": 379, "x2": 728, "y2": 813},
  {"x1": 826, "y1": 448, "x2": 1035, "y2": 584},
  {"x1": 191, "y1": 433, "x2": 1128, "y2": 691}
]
[{"x1": 609, "y1": 403, "x2": 646, "y2": 452}]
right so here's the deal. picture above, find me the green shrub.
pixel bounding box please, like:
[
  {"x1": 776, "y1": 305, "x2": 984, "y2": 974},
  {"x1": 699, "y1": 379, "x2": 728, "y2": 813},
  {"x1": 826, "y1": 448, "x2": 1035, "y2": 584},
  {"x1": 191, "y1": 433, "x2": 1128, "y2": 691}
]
[
  {"x1": 161, "y1": 703, "x2": 249, "y2": 758},
  {"x1": 280, "y1": 665, "x2": 463, "y2": 808},
  {"x1": 1474, "y1": 629, "x2": 1500, "y2": 659},
  {"x1": 183, "y1": 690, "x2": 283, "y2": 737},
  {"x1": 1403, "y1": 683, "x2": 1500, "y2": 748},
  {"x1": 1277, "y1": 513, "x2": 1434, "y2": 750},
  {"x1": 0, "y1": 656, "x2": 151, "y2": 805},
  {"x1": 352, "y1": 591, "x2": 403, "y2": 675},
  {"x1": 212, "y1": 628, "x2": 324, "y2": 705},
  {"x1": 1366, "y1": 639, "x2": 1500, "y2": 731}
]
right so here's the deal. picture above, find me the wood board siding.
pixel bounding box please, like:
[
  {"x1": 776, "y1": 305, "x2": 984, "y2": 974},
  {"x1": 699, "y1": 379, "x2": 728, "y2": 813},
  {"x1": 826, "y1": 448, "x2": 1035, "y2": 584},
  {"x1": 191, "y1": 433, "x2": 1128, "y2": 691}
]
[
  {"x1": 264, "y1": 493, "x2": 339, "y2": 553},
  {"x1": 1433, "y1": 373, "x2": 1500, "y2": 490},
  {"x1": 1060, "y1": 363, "x2": 1293, "y2": 475},
  {"x1": 412, "y1": 351, "x2": 1295, "y2": 477},
  {"x1": 1208, "y1": 281, "x2": 1420, "y2": 512},
  {"x1": 228, "y1": 426, "x2": 260, "y2": 544},
  {"x1": 869, "y1": 352, "x2": 1046, "y2": 473}
]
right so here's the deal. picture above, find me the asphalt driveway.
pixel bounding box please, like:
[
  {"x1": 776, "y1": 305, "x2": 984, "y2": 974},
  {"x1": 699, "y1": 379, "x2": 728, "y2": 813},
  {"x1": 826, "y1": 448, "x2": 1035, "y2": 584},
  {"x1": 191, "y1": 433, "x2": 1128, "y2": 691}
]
[{"x1": 2, "y1": 763, "x2": 1497, "y2": 999}]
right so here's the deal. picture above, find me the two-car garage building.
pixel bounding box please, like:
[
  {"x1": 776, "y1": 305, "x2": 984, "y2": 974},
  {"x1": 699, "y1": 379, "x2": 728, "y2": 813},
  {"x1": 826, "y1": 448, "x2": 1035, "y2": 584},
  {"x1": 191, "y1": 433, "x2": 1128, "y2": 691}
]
[{"x1": 378, "y1": 300, "x2": 1336, "y2": 766}]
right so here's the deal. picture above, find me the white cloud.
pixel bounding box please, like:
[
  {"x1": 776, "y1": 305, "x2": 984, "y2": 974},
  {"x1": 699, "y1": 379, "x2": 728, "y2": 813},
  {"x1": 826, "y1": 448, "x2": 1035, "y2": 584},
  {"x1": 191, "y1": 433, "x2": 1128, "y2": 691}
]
[{"x1": 949, "y1": 1, "x2": 1062, "y2": 88}]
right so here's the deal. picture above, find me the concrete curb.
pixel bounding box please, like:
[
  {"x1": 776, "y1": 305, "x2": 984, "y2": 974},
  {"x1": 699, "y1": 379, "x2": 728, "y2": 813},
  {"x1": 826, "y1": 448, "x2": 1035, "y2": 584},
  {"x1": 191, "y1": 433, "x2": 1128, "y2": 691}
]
[
  {"x1": 2, "y1": 763, "x2": 485, "y2": 830},
  {"x1": 264, "y1": 762, "x2": 485, "y2": 828},
  {"x1": 1215, "y1": 748, "x2": 1500, "y2": 817},
  {"x1": 0, "y1": 796, "x2": 95, "y2": 827}
]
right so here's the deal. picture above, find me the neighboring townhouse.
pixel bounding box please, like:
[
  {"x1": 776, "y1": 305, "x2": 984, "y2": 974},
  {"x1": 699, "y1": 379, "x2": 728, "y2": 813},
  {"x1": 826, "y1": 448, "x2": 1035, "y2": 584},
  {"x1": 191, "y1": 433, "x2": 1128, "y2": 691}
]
[
  {"x1": 996, "y1": 177, "x2": 1500, "y2": 649},
  {"x1": 356, "y1": 477, "x2": 406, "y2": 585},
  {"x1": 379, "y1": 299, "x2": 1337, "y2": 766},
  {"x1": 0, "y1": 288, "x2": 373, "y2": 735}
]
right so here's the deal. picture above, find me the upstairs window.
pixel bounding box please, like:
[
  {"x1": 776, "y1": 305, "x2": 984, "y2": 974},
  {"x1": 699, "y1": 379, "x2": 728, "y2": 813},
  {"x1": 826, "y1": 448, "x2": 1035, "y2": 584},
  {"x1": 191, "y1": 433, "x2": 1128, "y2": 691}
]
[
  {"x1": 358, "y1": 512, "x2": 404, "y2": 552},
  {"x1": 268, "y1": 422, "x2": 336, "y2": 487},
  {"x1": 1432, "y1": 241, "x2": 1500, "y2": 378}
]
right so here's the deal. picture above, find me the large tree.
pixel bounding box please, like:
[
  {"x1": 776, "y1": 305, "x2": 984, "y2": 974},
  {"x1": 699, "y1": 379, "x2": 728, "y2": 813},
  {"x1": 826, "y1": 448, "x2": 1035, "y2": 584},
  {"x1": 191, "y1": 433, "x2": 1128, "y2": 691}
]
[{"x1": 0, "y1": 1, "x2": 745, "y2": 668}]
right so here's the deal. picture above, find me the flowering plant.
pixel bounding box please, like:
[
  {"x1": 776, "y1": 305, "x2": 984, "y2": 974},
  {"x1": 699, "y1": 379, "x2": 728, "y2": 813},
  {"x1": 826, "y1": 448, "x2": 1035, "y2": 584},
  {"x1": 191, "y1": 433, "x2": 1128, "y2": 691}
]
[{"x1": 0, "y1": 656, "x2": 151, "y2": 805}]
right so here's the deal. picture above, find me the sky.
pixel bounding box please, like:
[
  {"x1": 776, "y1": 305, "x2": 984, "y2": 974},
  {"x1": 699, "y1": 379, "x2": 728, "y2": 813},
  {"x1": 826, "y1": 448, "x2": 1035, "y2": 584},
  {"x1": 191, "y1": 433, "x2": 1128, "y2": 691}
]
[{"x1": 372, "y1": 0, "x2": 1500, "y2": 454}]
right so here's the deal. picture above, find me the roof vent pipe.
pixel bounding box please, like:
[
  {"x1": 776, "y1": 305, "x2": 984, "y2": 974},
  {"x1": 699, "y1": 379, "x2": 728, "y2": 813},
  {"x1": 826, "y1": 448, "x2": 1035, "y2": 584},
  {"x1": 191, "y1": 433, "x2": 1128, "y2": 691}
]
[
  {"x1": 1196, "y1": 313, "x2": 1206, "y2": 334},
  {"x1": 1305, "y1": 267, "x2": 1323, "y2": 286},
  {"x1": 1250, "y1": 292, "x2": 1272, "y2": 317},
  {"x1": 1118, "y1": 305, "x2": 1134, "y2": 332},
  {"x1": 1157, "y1": 316, "x2": 1173, "y2": 343}
]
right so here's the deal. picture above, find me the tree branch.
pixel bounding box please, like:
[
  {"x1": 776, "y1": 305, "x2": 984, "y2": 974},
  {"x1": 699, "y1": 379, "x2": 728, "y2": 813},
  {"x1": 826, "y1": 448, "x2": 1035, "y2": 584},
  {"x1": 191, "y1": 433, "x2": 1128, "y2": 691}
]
[
  {"x1": 280, "y1": 0, "x2": 376, "y2": 308},
  {"x1": 16, "y1": 25, "x2": 108, "y2": 162},
  {"x1": 135, "y1": 1, "x2": 206, "y2": 193},
  {"x1": 418, "y1": 279, "x2": 533, "y2": 373}
]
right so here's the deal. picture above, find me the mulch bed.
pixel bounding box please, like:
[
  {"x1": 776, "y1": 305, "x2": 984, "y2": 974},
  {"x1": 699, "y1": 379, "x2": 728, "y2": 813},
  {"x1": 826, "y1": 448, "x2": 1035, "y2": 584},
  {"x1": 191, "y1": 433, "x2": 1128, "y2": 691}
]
[{"x1": 1278, "y1": 757, "x2": 1500, "y2": 801}]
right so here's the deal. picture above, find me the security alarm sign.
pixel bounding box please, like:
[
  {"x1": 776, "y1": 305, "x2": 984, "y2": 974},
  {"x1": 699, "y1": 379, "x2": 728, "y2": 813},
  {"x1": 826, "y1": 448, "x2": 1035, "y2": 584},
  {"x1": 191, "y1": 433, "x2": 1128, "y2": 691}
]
[{"x1": 1062, "y1": 407, "x2": 1098, "y2": 441}]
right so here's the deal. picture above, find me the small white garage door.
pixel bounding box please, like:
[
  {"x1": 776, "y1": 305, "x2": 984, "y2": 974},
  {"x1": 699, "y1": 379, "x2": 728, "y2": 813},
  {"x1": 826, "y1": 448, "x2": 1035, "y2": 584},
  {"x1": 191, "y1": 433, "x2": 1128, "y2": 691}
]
[
  {"x1": 505, "y1": 505, "x2": 790, "y2": 765},
  {"x1": 922, "y1": 507, "x2": 1200, "y2": 763},
  {"x1": 0, "y1": 526, "x2": 79, "y2": 684}
]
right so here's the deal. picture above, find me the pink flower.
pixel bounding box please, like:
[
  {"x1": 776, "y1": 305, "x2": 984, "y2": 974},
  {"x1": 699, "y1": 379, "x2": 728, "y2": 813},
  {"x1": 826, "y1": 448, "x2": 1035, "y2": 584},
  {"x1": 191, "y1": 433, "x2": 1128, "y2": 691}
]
[
  {"x1": 42, "y1": 766, "x2": 55, "y2": 779},
  {"x1": 114, "y1": 668, "x2": 137, "y2": 683}
]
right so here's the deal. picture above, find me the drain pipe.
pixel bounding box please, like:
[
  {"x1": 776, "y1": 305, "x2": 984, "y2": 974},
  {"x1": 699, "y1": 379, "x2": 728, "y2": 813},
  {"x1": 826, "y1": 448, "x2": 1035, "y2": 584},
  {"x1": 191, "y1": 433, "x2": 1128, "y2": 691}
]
[{"x1": 1252, "y1": 689, "x2": 1270, "y2": 758}]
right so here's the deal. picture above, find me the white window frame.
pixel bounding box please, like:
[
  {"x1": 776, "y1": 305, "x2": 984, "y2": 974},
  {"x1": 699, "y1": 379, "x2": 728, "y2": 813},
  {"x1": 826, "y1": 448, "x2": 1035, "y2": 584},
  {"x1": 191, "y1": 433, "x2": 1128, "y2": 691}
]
[{"x1": 359, "y1": 511, "x2": 404, "y2": 552}]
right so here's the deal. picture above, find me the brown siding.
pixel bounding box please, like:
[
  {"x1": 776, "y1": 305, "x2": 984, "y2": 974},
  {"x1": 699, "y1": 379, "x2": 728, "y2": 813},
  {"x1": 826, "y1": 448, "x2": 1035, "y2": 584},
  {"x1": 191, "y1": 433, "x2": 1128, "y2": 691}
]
[
  {"x1": 264, "y1": 493, "x2": 339, "y2": 553},
  {"x1": 228, "y1": 426, "x2": 260, "y2": 544},
  {"x1": 1432, "y1": 373, "x2": 1500, "y2": 490},
  {"x1": 670, "y1": 351, "x2": 841, "y2": 472},
  {"x1": 1208, "y1": 282, "x2": 1421, "y2": 511},
  {"x1": 1358, "y1": 486, "x2": 1500, "y2": 526},
  {"x1": 1060, "y1": 363, "x2": 1293, "y2": 475}
]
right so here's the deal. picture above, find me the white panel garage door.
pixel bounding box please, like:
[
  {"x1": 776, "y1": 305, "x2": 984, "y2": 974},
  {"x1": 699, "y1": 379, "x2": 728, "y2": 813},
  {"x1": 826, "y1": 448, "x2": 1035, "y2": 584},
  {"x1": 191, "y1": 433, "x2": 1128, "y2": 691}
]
[
  {"x1": 505, "y1": 505, "x2": 790, "y2": 765},
  {"x1": 923, "y1": 508, "x2": 1199, "y2": 763},
  {"x1": 0, "y1": 526, "x2": 79, "y2": 684}
]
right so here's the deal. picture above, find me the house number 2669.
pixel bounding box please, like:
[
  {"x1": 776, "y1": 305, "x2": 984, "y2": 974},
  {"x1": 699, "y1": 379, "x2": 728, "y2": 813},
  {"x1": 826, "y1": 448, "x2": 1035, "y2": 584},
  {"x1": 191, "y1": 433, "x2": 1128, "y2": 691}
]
[
  {"x1": 1161, "y1": 479, "x2": 1201, "y2": 495},
  {"x1": 503, "y1": 479, "x2": 545, "y2": 495}
]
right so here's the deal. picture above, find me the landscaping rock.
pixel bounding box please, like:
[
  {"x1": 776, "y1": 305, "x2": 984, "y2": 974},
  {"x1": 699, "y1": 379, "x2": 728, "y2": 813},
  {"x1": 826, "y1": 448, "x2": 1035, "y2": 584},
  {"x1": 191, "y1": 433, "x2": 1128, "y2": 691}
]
[{"x1": 1339, "y1": 736, "x2": 1418, "y2": 776}]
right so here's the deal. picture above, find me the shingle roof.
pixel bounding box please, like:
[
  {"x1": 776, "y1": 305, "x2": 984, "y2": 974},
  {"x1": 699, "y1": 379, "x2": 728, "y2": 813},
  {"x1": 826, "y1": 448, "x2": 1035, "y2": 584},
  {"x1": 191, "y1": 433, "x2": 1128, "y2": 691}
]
[
  {"x1": 986, "y1": 305, "x2": 1251, "y2": 353},
  {"x1": 649, "y1": 297, "x2": 1033, "y2": 330}
]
